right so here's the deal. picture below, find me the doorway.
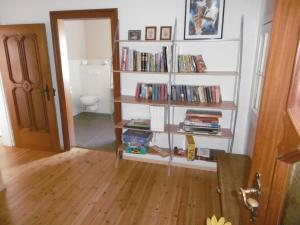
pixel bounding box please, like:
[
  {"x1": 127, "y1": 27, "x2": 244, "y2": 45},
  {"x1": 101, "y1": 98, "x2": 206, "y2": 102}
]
[
  {"x1": 50, "y1": 9, "x2": 120, "y2": 151},
  {"x1": 65, "y1": 19, "x2": 115, "y2": 150}
]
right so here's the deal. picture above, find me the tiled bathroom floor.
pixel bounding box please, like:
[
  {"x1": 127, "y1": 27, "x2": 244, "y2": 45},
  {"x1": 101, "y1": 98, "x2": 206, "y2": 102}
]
[{"x1": 73, "y1": 112, "x2": 116, "y2": 151}]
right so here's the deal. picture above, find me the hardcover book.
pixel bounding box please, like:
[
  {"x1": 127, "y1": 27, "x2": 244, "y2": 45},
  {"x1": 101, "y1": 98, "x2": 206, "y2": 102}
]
[{"x1": 124, "y1": 119, "x2": 151, "y2": 130}]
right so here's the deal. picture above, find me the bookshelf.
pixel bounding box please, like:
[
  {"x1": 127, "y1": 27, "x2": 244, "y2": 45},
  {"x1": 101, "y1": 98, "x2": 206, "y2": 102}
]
[{"x1": 113, "y1": 18, "x2": 244, "y2": 173}]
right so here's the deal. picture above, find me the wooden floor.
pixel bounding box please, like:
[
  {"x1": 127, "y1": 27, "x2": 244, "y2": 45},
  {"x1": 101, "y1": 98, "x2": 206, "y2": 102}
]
[{"x1": 0, "y1": 146, "x2": 220, "y2": 225}]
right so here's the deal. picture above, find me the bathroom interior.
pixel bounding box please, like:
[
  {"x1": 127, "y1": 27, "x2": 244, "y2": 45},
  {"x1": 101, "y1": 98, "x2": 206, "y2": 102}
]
[{"x1": 64, "y1": 18, "x2": 115, "y2": 150}]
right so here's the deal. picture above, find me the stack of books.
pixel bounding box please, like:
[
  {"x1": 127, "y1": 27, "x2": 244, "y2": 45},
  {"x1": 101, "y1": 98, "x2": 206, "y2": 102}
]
[
  {"x1": 121, "y1": 46, "x2": 169, "y2": 72},
  {"x1": 179, "y1": 109, "x2": 222, "y2": 135},
  {"x1": 171, "y1": 85, "x2": 222, "y2": 103},
  {"x1": 178, "y1": 54, "x2": 207, "y2": 73},
  {"x1": 122, "y1": 129, "x2": 153, "y2": 154},
  {"x1": 135, "y1": 83, "x2": 168, "y2": 101}
]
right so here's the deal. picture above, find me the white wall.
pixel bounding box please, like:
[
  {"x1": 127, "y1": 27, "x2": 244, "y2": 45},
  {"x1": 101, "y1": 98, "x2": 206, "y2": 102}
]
[
  {"x1": 85, "y1": 19, "x2": 112, "y2": 59},
  {"x1": 0, "y1": 71, "x2": 14, "y2": 146},
  {"x1": 64, "y1": 20, "x2": 86, "y2": 60},
  {"x1": 0, "y1": 0, "x2": 262, "y2": 154},
  {"x1": 0, "y1": 17, "x2": 14, "y2": 146},
  {"x1": 64, "y1": 19, "x2": 113, "y2": 115}
]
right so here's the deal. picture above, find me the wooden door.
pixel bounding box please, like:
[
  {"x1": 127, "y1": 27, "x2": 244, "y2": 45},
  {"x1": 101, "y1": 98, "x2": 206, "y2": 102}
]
[
  {"x1": 240, "y1": 0, "x2": 300, "y2": 224},
  {"x1": 0, "y1": 24, "x2": 60, "y2": 151}
]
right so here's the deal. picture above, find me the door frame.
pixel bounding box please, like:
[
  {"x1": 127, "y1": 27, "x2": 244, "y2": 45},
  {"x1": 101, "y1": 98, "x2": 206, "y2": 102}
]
[{"x1": 50, "y1": 9, "x2": 120, "y2": 150}]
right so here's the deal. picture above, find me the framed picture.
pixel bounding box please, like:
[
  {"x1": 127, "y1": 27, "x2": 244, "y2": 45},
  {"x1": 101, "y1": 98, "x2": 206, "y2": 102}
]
[
  {"x1": 128, "y1": 30, "x2": 141, "y2": 40},
  {"x1": 145, "y1": 26, "x2": 157, "y2": 40},
  {"x1": 184, "y1": 0, "x2": 225, "y2": 39},
  {"x1": 160, "y1": 26, "x2": 172, "y2": 40}
]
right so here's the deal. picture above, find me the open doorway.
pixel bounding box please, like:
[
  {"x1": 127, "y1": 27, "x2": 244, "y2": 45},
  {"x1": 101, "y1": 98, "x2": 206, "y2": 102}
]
[
  {"x1": 64, "y1": 19, "x2": 115, "y2": 150},
  {"x1": 50, "y1": 9, "x2": 120, "y2": 151}
]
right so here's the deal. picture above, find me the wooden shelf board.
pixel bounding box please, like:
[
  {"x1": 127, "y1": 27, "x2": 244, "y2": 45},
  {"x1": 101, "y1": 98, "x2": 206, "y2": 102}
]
[
  {"x1": 114, "y1": 70, "x2": 238, "y2": 76},
  {"x1": 115, "y1": 40, "x2": 172, "y2": 43},
  {"x1": 114, "y1": 95, "x2": 237, "y2": 110},
  {"x1": 175, "y1": 38, "x2": 241, "y2": 43},
  {"x1": 173, "y1": 71, "x2": 239, "y2": 76},
  {"x1": 115, "y1": 120, "x2": 233, "y2": 139},
  {"x1": 114, "y1": 70, "x2": 169, "y2": 74},
  {"x1": 118, "y1": 145, "x2": 217, "y2": 171},
  {"x1": 115, "y1": 38, "x2": 240, "y2": 43}
]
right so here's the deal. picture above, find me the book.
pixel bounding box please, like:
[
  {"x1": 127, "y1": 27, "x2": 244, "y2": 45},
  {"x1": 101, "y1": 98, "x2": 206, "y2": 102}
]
[
  {"x1": 121, "y1": 47, "x2": 129, "y2": 71},
  {"x1": 124, "y1": 119, "x2": 151, "y2": 130},
  {"x1": 197, "y1": 148, "x2": 211, "y2": 158},
  {"x1": 151, "y1": 145, "x2": 169, "y2": 158},
  {"x1": 193, "y1": 55, "x2": 207, "y2": 72},
  {"x1": 150, "y1": 106, "x2": 166, "y2": 131},
  {"x1": 178, "y1": 123, "x2": 220, "y2": 135},
  {"x1": 185, "y1": 109, "x2": 222, "y2": 118},
  {"x1": 177, "y1": 54, "x2": 207, "y2": 73},
  {"x1": 186, "y1": 135, "x2": 196, "y2": 161}
]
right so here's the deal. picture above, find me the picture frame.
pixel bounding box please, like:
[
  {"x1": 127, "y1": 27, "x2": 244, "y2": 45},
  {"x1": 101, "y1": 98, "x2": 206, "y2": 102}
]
[
  {"x1": 145, "y1": 26, "x2": 157, "y2": 40},
  {"x1": 160, "y1": 26, "x2": 172, "y2": 40},
  {"x1": 184, "y1": 0, "x2": 225, "y2": 40},
  {"x1": 128, "y1": 30, "x2": 141, "y2": 40}
]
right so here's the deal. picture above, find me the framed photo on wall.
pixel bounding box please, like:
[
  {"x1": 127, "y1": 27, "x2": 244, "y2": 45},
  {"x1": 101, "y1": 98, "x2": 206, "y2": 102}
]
[
  {"x1": 128, "y1": 30, "x2": 141, "y2": 40},
  {"x1": 184, "y1": 0, "x2": 225, "y2": 39},
  {"x1": 160, "y1": 26, "x2": 172, "y2": 40},
  {"x1": 145, "y1": 26, "x2": 157, "y2": 40}
]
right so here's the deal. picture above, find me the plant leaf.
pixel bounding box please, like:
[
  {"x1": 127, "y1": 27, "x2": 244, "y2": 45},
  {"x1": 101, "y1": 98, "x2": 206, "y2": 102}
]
[
  {"x1": 224, "y1": 222, "x2": 232, "y2": 225},
  {"x1": 206, "y1": 218, "x2": 212, "y2": 225},
  {"x1": 217, "y1": 217, "x2": 225, "y2": 225},
  {"x1": 211, "y1": 215, "x2": 218, "y2": 225}
]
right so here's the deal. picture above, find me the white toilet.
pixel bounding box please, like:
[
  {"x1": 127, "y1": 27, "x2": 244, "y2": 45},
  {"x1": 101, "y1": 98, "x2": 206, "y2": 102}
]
[{"x1": 80, "y1": 95, "x2": 100, "y2": 112}]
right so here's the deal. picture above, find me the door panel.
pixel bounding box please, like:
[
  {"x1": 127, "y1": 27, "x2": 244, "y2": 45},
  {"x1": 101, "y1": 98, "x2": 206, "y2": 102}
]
[
  {"x1": 0, "y1": 24, "x2": 60, "y2": 151},
  {"x1": 240, "y1": 0, "x2": 300, "y2": 224}
]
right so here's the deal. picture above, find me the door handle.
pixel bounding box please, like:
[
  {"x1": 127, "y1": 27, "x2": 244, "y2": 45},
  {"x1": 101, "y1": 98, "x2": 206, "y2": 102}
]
[
  {"x1": 239, "y1": 172, "x2": 261, "y2": 222},
  {"x1": 240, "y1": 187, "x2": 260, "y2": 222}
]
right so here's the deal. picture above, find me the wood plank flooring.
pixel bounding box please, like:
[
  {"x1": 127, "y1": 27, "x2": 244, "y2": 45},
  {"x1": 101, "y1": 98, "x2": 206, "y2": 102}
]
[{"x1": 0, "y1": 146, "x2": 220, "y2": 225}]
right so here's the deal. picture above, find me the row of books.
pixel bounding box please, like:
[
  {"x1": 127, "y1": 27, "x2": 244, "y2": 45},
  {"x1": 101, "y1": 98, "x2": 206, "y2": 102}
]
[
  {"x1": 121, "y1": 47, "x2": 169, "y2": 72},
  {"x1": 135, "y1": 83, "x2": 168, "y2": 101},
  {"x1": 171, "y1": 85, "x2": 222, "y2": 103},
  {"x1": 179, "y1": 109, "x2": 222, "y2": 135},
  {"x1": 178, "y1": 55, "x2": 207, "y2": 73}
]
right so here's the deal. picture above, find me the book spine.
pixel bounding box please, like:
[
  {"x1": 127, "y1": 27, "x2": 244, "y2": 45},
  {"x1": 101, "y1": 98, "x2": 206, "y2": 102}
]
[
  {"x1": 162, "y1": 46, "x2": 168, "y2": 72},
  {"x1": 133, "y1": 50, "x2": 137, "y2": 71},
  {"x1": 121, "y1": 47, "x2": 128, "y2": 71},
  {"x1": 135, "y1": 83, "x2": 141, "y2": 98}
]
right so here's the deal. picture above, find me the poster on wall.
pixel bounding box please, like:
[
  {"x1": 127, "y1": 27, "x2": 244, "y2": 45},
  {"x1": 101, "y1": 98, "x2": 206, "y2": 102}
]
[{"x1": 184, "y1": 0, "x2": 225, "y2": 39}]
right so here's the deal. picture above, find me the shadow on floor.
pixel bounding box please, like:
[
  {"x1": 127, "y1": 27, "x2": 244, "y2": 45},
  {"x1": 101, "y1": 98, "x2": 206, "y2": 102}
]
[{"x1": 73, "y1": 112, "x2": 116, "y2": 151}]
